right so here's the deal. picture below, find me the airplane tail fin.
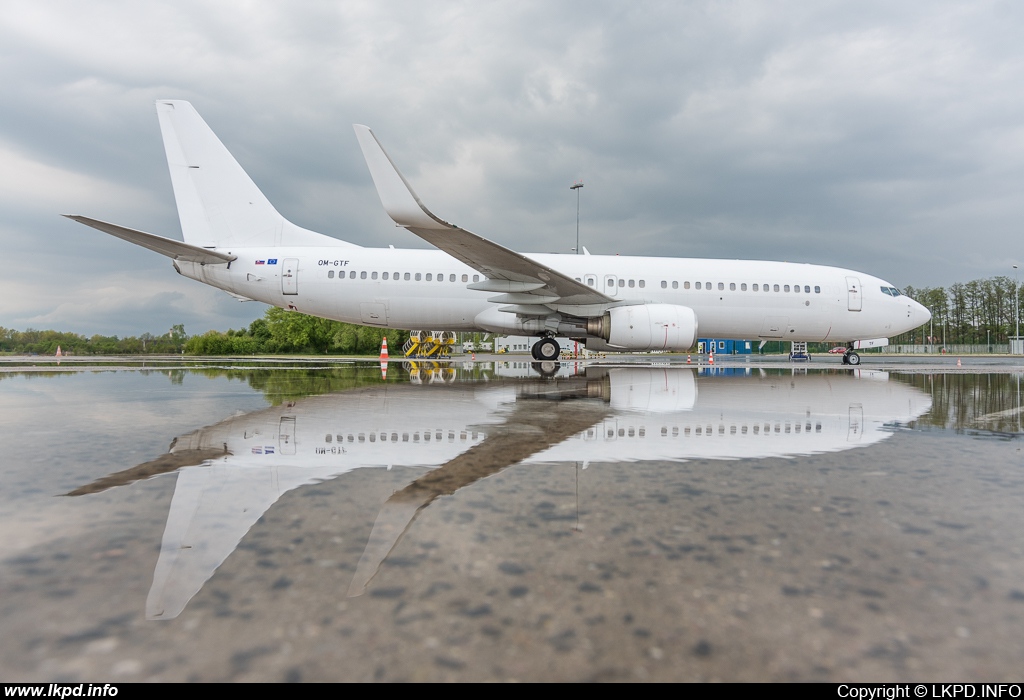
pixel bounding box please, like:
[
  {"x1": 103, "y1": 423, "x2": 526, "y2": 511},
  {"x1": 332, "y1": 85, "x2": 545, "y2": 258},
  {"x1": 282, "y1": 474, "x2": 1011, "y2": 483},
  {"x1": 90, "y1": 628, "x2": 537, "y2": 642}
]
[{"x1": 156, "y1": 100, "x2": 349, "y2": 249}]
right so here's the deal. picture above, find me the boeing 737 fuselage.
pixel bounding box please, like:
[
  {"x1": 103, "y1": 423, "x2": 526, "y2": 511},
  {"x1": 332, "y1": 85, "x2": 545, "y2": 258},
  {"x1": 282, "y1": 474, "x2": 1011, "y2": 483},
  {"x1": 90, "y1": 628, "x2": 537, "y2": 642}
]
[{"x1": 67, "y1": 101, "x2": 930, "y2": 363}]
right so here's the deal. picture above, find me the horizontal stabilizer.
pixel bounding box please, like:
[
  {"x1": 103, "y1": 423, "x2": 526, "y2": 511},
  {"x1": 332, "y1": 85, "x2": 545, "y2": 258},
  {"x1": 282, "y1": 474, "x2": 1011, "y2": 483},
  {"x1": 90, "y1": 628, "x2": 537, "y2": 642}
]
[{"x1": 64, "y1": 216, "x2": 236, "y2": 264}]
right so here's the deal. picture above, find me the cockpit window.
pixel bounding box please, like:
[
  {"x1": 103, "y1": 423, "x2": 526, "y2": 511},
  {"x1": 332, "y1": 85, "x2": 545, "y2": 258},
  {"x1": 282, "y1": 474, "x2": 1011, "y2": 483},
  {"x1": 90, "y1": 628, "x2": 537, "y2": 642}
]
[{"x1": 881, "y1": 286, "x2": 902, "y2": 297}]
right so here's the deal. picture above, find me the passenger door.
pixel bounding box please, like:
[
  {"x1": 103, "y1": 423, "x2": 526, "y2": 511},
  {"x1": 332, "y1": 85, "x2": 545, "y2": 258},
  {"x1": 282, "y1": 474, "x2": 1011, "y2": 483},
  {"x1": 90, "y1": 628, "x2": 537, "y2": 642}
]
[
  {"x1": 282, "y1": 258, "x2": 299, "y2": 295},
  {"x1": 846, "y1": 276, "x2": 862, "y2": 312}
]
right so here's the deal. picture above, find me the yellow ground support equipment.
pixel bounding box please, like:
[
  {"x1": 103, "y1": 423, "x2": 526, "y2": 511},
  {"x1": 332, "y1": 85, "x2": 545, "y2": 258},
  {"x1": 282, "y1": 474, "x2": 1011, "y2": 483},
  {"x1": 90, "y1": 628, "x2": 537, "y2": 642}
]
[{"x1": 402, "y1": 330, "x2": 456, "y2": 358}]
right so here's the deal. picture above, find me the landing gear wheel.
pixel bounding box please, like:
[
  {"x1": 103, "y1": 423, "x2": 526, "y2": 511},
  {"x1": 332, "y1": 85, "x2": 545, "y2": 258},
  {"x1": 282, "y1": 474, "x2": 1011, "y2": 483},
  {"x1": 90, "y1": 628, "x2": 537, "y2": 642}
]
[
  {"x1": 845, "y1": 351, "x2": 861, "y2": 366},
  {"x1": 535, "y1": 337, "x2": 560, "y2": 361}
]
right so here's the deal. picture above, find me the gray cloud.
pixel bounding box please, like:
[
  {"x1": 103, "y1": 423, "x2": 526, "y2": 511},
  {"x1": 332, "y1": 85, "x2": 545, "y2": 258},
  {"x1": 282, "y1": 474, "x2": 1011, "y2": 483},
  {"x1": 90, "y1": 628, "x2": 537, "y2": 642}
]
[{"x1": 3, "y1": 1, "x2": 1024, "y2": 335}]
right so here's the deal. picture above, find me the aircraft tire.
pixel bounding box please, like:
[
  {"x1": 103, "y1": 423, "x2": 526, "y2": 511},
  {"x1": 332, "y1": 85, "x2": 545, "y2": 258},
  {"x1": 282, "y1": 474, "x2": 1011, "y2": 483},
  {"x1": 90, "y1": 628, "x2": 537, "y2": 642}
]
[
  {"x1": 536, "y1": 338, "x2": 560, "y2": 361},
  {"x1": 846, "y1": 351, "x2": 861, "y2": 366}
]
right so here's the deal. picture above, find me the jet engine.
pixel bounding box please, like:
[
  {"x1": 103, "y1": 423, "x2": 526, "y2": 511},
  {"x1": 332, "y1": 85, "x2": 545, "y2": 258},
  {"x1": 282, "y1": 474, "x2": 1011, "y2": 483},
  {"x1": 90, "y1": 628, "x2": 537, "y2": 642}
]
[{"x1": 586, "y1": 304, "x2": 698, "y2": 352}]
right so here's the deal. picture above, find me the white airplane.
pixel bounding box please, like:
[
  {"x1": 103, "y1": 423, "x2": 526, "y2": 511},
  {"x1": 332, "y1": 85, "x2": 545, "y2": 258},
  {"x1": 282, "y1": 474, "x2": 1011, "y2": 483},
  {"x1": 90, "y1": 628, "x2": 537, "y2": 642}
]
[
  {"x1": 66, "y1": 366, "x2": 932, "y2": 618},
  {"x1": 67, "y1": 101, "x2": 930, "y2": 365}
]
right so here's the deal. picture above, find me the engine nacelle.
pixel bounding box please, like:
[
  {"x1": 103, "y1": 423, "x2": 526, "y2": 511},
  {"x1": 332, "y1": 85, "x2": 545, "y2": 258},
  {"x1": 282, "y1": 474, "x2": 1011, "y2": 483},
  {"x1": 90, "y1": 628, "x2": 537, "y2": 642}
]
[{"x1": 587, "y1": 304, "x2": 698, "y2": 351}]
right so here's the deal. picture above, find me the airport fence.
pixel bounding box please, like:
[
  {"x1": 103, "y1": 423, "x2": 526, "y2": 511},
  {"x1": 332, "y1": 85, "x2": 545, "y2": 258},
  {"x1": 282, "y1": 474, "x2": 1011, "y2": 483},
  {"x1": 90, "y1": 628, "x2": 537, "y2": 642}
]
[{"x1": 889, "y1": 344, "x2": 1012, "y2": 354}]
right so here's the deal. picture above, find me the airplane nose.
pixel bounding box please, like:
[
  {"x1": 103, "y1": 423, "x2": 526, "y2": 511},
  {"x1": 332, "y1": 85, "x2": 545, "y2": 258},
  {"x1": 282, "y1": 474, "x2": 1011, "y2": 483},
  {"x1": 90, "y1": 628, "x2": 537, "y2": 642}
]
[{"x1": 915, "y1": 300, "x2": 931, "y2": 325}]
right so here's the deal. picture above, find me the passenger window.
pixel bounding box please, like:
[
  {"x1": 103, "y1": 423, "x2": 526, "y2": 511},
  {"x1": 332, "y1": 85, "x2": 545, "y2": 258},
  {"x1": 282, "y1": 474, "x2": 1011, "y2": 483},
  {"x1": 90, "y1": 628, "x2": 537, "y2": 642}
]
[
  {"x1": 450, "y1": 274, "x2": 456, "y2": 282},
  {"x1": 696, "y1": 282, "x2": 702, "y2": 290},
  {"x1": 741, "y1": 283, "x2": 747, "y2": 291},
  {"x1": 587, "y1": 277, "x2": 596, "y2": 287},
  {"x1": 394, "y1": 271, "x2": 399, "y2": 279},
  {"x1": 729, "y1": 283, "x2": 735, "y2": 291},
  {"x1": 661, "y1": 280, "x2": 667, "y2": 289},
  {"x1": 425, "y1": 273, "x2": 432, "y2": 281},
  {"x1": 415, "y1": 273, "x2": 421, "y2": 281},
  {"x1": 618, "y1": 279, "x2": 625, "y2": 287},
  {"x1": 639, "y1": 280, "x2": 645, "y2": 288},
  {"x1": 462, "y1": 274, "x2": 468, "y2": 282},
  {"x1": 784, "y1": 285, "x2": 790, "y2": 292},
  {"x1": 607, "y1": 279, "x2": 614, "y2": 287},
  {"x1": 372, "y1": 272, "x2": 378, "y2": 280},
  {"x1": 718, "y1": 282, "x2": 725, "y2": 290},
  {"x1": 473, "y1": 275, "x2": 480, "y2": 282},
  {"x1": 328, "y1": 270, "x2": 334, "y2": 278},
  {"x1": 814, "y1": 286, "x2": 820, "y2": 293},
  {"x1": 350, "y1": 271, "x2": 356, "y2": 279},
  {"x1": 382, "y1": 272, "x2": 389, "y2": 280},
  {"x1": 753, "y1": 284, "x2": 758, "y2": 291},
  {"x1": 360, "y1": 271, "x2": 367, "y2": 279},
  {"x1": 628, "y1": 280, "x2": 635, "y2": 288},
  {"x1": 404, "y1": 272, "x2": 411, "y2": 280},
  {"x1": 804, "y1": 285, "x2": 810, "y2": 293},
  {"x1": 773, "y1": 284, "x2": 779, "y2": 292}
]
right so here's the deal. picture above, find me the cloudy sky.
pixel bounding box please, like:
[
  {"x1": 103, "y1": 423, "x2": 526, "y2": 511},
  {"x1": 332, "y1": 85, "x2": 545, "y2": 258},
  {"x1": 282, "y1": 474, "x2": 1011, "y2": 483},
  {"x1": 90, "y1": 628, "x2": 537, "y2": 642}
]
[{"x1": 3, "y1": 1, "x2": 1024, "y2": 336}]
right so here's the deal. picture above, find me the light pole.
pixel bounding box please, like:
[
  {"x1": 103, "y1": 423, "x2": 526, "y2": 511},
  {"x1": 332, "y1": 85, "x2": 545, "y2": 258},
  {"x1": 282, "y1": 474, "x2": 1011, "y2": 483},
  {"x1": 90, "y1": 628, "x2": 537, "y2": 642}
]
[
  {"x1": 570, "y1": 181, "x2": 584, "y2": 254},
  {"x1": 1014, "y1": 265, "x2": 1020, "y2": 354}
]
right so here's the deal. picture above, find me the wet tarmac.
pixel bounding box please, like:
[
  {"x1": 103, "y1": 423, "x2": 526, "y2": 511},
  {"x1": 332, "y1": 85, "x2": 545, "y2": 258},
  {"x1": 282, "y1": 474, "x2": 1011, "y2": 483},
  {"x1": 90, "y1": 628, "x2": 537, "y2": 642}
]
[{"x1": 1, "y1": 359, "x2": 1023, "y2": 681}]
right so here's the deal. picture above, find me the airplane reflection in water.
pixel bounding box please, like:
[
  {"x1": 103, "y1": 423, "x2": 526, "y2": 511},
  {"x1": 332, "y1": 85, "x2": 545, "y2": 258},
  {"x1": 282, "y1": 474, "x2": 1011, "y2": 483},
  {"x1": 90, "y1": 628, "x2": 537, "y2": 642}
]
[{"x1": 68, "y1": 367, "x2": 931, "y2": 620}]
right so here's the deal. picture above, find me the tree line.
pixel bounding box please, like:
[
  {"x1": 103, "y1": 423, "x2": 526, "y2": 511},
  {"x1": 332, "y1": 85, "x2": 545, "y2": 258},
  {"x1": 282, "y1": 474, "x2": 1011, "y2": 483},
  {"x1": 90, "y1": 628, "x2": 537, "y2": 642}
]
[
  {"x1": 1, "y1": 310, "x2": 408, "y2": 356},
  {"x1": 183, "y1": 308, "x2": 409, "y2": 355},
  {"x1": 897, "y1": 276, "x2": 1022, "y2": 345},
  {"x1": 1, "y1": 324, "x2": 189, "y2": 355}
]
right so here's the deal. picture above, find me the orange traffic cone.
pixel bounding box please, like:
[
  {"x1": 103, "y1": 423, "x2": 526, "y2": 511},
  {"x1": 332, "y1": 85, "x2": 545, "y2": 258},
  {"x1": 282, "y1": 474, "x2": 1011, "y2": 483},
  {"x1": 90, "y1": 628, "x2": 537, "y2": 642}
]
[
  {"x1": 471, "y1": 353, "x2": 476, "y2": 361},
  {"x1": 380, "y1": 361, "x2": 388, "y2": 380},
  {"x1": 687, "y1": 355, "x2": 691, "y2": 364},
  {"x1": 709, "y1": 353, "x2": 714, "y2": 365},
  {"x1": 380, "y1": 336, "x2": 389, "y2": 361},
  {"x1": 956, "y1": 357, "x2": 962, "y2": 367}
]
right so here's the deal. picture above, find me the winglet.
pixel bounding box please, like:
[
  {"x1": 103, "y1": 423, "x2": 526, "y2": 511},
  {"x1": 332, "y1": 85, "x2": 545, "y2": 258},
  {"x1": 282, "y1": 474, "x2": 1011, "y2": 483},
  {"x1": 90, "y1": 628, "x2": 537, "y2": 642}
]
[{"x1": 353, "y1": 125, "x2": 453, "y2": 230}]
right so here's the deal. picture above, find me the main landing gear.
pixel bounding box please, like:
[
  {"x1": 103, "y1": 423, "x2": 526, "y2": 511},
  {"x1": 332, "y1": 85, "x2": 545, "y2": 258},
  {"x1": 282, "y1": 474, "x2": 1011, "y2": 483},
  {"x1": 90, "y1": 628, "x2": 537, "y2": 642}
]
[
  {"x1": 531, "y1": 337, "x2": 561, "y2": 361},
  {"x1": 842, "y1": 347, "x2": 861, "y2": 365}
]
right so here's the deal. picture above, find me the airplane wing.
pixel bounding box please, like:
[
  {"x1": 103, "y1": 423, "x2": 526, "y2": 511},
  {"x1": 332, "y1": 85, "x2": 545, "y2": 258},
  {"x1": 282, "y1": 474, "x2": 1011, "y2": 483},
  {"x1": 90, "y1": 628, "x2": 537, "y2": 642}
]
[
  {"x1": 64, "y1": 216, "x2": 236, "y2": 265},
  {"x1": 353, "y1": 126, "x2": 613, "y2": 315}
]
